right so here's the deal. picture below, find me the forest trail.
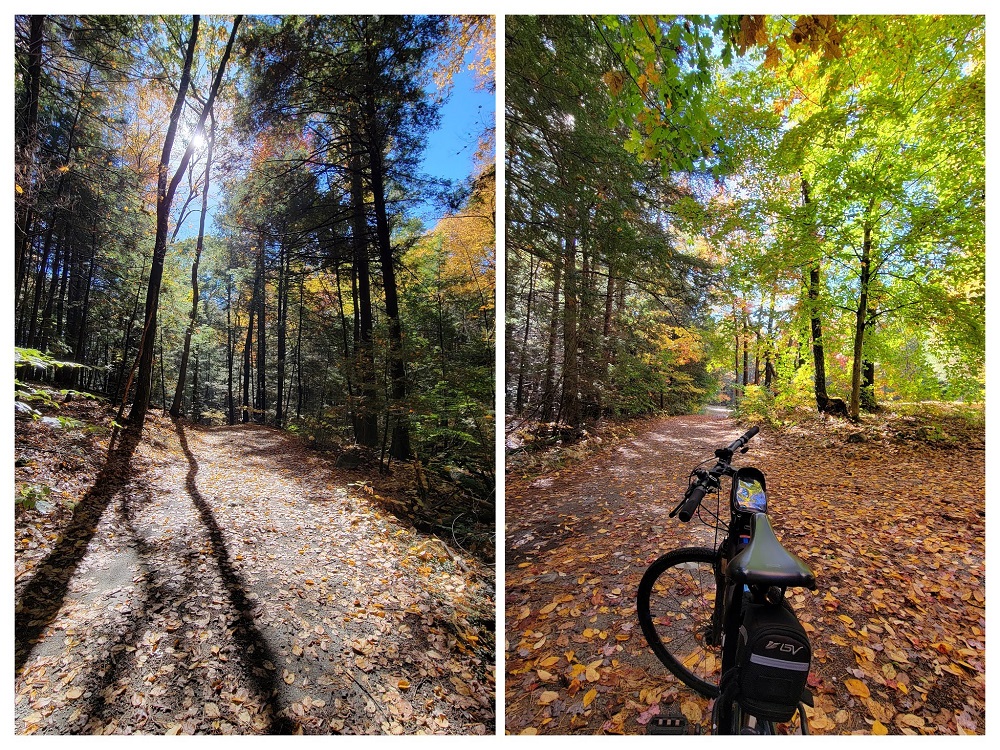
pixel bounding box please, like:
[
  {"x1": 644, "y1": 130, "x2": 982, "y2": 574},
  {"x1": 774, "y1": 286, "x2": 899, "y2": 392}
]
[
  {"x1": 15, "y1": 417, "x2": 494, "y2": 735},
  {"x1": 506, "y1": 412, "x2": 985, "y2": 735}
]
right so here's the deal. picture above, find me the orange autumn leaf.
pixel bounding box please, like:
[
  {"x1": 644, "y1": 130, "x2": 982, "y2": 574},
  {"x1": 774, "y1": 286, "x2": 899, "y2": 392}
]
[{"x1": 844, "y1": 678, "x2": 870, "y2": 698}]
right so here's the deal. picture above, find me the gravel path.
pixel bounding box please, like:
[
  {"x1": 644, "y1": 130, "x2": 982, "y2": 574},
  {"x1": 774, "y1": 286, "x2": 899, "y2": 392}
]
[{"x1": 15, "y1": 419, "x2": 494, "y2": 735}]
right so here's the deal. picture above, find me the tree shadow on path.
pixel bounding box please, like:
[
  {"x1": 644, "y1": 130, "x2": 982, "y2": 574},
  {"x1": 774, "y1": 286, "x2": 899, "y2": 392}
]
[
  {"x1": 15, "y1": 427, "x2": 143, "y2": 677},
  {"x1": 174, "y1": 420, "x2": 299, "y2": 735}
]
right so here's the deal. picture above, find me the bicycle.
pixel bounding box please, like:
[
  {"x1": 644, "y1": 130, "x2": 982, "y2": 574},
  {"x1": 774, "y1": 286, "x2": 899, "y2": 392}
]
[{"x1": 637, "y1": 426, "x2": 817, "y2": 735}]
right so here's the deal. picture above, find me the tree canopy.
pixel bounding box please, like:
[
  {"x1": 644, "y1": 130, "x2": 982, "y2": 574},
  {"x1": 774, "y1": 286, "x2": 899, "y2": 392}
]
[
  {"x1": 505, "y1": 14, "x2": 984, "y2": 435},
  {"x1": 15, "y1": 13, "x2": 497, "y2": 499}
]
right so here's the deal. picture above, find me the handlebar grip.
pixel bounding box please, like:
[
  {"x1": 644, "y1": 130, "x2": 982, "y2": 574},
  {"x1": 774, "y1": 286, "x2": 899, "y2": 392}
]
[
  {"x1": 726, "y1": 425, "x2": 760, "y2": 454},
  {"x1": 677, "y1": 485, "x2": 707, "y2": 522}
]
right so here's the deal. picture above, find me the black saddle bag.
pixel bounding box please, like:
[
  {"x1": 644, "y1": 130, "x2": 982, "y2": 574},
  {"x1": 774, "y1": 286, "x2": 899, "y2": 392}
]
[{"x1": 736, "y1": 602, "x2": 811, "y2": 722}]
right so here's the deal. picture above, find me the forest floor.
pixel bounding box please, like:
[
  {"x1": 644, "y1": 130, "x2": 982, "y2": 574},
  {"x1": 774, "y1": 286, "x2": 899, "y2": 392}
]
[
  {"x1": 14, "y1": 389, "x2": 495, "y2": 735},
  {"x1": 505, "y1": 406, "x2": 985, "y2": 735}
]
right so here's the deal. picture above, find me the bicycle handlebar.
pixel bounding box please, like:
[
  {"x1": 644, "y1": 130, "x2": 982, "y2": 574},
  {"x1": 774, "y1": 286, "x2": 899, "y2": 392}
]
[
  {"x1": 725, "y1": 425, "x2": 759, "y2": 456},
  {"x1": 669, "y1": 426, "x2": 760, "y2": 522},
  {"x1": 676, "y1": 484, "x2": 707, "y2": 522}
]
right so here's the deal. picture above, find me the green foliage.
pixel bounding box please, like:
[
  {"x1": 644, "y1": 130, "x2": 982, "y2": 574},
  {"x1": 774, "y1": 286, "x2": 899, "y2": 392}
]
[
  {"x1": 16, "y1": 483, "x2": 51, "y2": 512},
  {"x1": 410, "y1": 380, "x2": 493, "y2": 476},
  {"x1": 506, "y1": 17, "x2": 717, "y2": 429},
  {"x1": 606, "y1": 355, "x2": 711, "y2": 418},
  {"x1": 596, "y1": 15, "x2": 726, "y2": 174},
  {"x1": 15, "y1": 347, "x2": 85, "y2": 372},
  {"x1": 891, "y1": 400, "x2": 984, "y2": 429},
  {"x1": 773, "y1": 365, "x2": 817, "y2": 414},
  {"x1": 16, "y1": 384, "x2": 60, "y2": 411}
]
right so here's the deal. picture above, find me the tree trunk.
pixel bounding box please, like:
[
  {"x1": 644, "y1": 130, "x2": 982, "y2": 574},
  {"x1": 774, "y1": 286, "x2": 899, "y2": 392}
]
[
  {"x1": 275, "y1": 240, "x2": 288, "y2": 427},
  {"x1": 860, "y1": 306, "x2": 878, "y2": 411},
  {"x1": 296, "y1": 272, "x2": 305, "y2": 420},
  {"x1": 861, "y1": 360, "x2": 877, "y2": 411},
  {"x1": 113, "y1": 259, "x2": 147, "y2": 402},
  {"x1": 763, "y1": 287, "x2": 776, "y2": 390},
  {"x1": 128, "y1": 17, "x2": 200, "y2": 425},
  {"x1": 560, "y1": 233, "x2": 580, "y2": 429},
  {"x1": 53, "y1": 234, "x2": 72, "y2": 342},
  {"x1": 72, "y1": 234, "x2": 96, "y2": 386},
  {"x1": 540, "y1": 255, "x2": 562, "y2": 423},
  {"x1": 742, "y1": 325, "x2": 750, "y2": 388},
  {"x1": 129, "y1": 14, "x2": 240, "y2": 428},
  {"x1": 191, "y1": 347, "x2": 201, "y2": 421},
  {"x1": 255, "y1": 242, "x2": 267, "y2": 424},
  {"x1": 802, "y1": 178, "x2": 830, "y2": 411},
  {"x1": 171, "y1": 113, "x2": 214, "y2": 418},
  {"x1": 734, "y1": 327, "x2": 741, "y2": 402},
  {"x1": 753, "y1": 329, "x2": 760, "y2": 386},
  {"x1": 38, "y1": 231, "x2": 64, "y2": 352},
  {"x1": 15, "y1": 15, "x2": 45, "y2": 298},
  {"x1": 364, "y1": 87, "x2": 409, "y2": 460},
  {"x1": 349, "y1": 116, "x2": 377, "y2": 447},
  {"x1": 601, "y1": 271, "x2": 615, "y2": 367},
  {"x1": 849, "y1": 222, "x2": 873, "y2": 421},
  {"x1": 226, "y1": 250, "x2": 236, "y2": 425},
  {"x1": 242, "y1": 304, "x2": 254, "y2": 424},
  {"x1": 514, "y1": 253, "x2": 537, "y2": 414}
]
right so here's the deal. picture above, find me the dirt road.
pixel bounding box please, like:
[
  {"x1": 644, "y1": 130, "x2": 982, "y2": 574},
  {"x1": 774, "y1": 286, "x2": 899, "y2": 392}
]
[
  {"x1": 505, "y1": 412, "x2": 985, "y2": 735},
  {"x1": 15, "y1": 418, "x2": 494, "y2": 735}
]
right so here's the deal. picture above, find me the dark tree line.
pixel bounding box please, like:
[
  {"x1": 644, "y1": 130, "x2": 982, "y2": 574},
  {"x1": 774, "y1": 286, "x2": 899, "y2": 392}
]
[{"x1": 506, "y1": 16, "x2": 716, "y2": 434}]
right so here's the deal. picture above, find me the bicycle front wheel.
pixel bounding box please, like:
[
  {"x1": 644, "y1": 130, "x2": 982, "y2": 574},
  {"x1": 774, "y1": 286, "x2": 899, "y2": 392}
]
[{"x1": 637, "y1": 546, "x2": 722, "y2": 698}]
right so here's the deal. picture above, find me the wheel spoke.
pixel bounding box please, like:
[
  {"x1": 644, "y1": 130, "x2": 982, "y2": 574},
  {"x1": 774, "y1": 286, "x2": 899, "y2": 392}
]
[{"x1": 637, "y1": 547, "x2": 722, "y2": 698}]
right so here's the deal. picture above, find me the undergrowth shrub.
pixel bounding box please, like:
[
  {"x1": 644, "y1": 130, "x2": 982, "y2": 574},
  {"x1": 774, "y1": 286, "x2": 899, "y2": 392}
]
[{"x1": 733, "y1": 385, "x2": 776, "y2": 425}]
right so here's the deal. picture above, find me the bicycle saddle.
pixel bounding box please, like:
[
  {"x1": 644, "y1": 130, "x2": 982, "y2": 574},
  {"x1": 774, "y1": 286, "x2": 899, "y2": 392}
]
[{"x1": 728, "y1": 513, "x2": 816, "y2": 589}]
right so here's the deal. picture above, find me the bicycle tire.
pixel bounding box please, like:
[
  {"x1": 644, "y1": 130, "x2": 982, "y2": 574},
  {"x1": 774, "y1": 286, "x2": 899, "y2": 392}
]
[{"x1": 637, "y1": 546, "x2": 722, "y2": 698}]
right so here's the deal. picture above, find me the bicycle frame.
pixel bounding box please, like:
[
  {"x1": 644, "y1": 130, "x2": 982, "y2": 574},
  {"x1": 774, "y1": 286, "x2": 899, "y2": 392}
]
[
  {"x1": 644, "y1": 427, "x2": 815, "y2": 735},
  {"x1": 700, "y1": 465, "x2": 807, "y2": 734},
  {"x1": 716, "y1": 467, "x2": 768, "y2": 671}
]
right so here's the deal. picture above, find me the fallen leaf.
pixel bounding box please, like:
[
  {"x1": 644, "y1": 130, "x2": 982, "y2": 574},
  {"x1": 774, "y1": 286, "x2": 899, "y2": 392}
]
[
  {"x1": 844, "y1": 678, "x2": 870, "y2": 698},
  {"x1": 680, "y1": 701, "x2": 702, "y2": 722}
]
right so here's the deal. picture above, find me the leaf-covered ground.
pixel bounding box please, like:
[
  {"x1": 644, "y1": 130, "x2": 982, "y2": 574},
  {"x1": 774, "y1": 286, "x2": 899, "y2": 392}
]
[
  {"x1": 15, "y1": 396, "x2": 495, "y2": 735},
  {"x1": 505, "y1": 409, "x2": 984, "y2": 735}
]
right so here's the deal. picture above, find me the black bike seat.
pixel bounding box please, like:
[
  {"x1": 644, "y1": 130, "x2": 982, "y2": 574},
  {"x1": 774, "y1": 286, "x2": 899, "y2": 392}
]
[{"x1": 728, "y1": 513, "x2": 816, "y2": 589}]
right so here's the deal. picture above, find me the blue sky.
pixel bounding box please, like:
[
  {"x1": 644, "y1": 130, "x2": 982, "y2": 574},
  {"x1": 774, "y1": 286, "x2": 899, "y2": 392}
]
[
  {"x1": 175, "y1": 45, "x2": 495, "y2": 241},
  {"x1": 417, "y1": 62, "x2": 496, "y2": 226}
]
